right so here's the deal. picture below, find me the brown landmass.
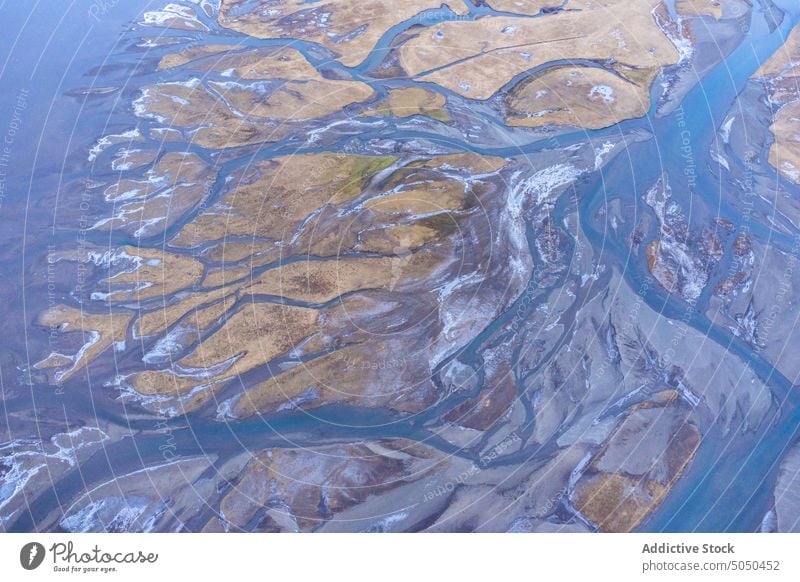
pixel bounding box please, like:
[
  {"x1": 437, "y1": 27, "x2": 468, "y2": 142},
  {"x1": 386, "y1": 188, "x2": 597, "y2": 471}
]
[{"x1": 217, "y1": 0, "x2": 469, "y2": 67}]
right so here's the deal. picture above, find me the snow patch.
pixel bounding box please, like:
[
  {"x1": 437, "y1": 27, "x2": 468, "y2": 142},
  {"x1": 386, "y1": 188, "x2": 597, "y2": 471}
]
[{"x1": 588, "y1": 85, "x2": 615, "y2": 103}]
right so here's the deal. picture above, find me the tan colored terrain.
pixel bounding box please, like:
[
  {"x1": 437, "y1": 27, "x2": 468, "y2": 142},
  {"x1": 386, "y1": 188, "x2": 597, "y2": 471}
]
[
  {"x1": 203, "y1": 240, "x2": 268, "y2": 264},
  {"x1": 399, "y1": 0, "x2": 680, "y2": 99},
  {"x1": 131, "y1": 302, "x2": 320, "y2": 397},
  {"x1": 369, "y1": 87, "x2": 451, "y2": 122},
  {"x1": 210, "y1": 440, "x2": 440, "y2": 531},
  {"x1": 202, "y1": 263, "x2": 258, "y2": 288},
  {"x1": 103, "y1": 152, "x2": 212, "y2": 201},
  {"x1": 576, "y1": 473, "x2": 669, "y2": 531},
  {"x1": 245, "y1": 256, "x2": 423, "y2": 303},
  {"x1": 134, "y1": 80, "x2": 281, "y2": 149},
  {"x1": 145, "y1": 45, "x2": 374, "y2": 149},
  {"x1": 229, "y1": 342, "x2": 435, "y2": 417},
  {"x1": 134, "y1": 287, "x2": 237, "y2": 337},
  {"x1": 97, "y1": 153, "x2": 507, "y2": 416},
  {"x1": 675, "y1": 0, "x2": 723, "y2": 19},
  {"x1": 142, "y1": 4, "x2": 208, "y2": 32},
  {"x1": 168, "y1": 150, "x2": 504, "y2": 275},
  {"x1": 209, "y1": 78, "x2": 373, "y2": 121},
  {"x1": 157, "y1": 44, "x2": 240, "y2": 71},
  {"x1": 96, "y1": 152, "x2": 217, "y2": 238},
  {"x1": 171, "y1": 153, "x2": 396, "y2": 247},
  {"x1": 755, "y1": 27, "x2": 800, "y2": 184},
  {"x1": 34, "y1": 306, "x2": 133, "y2": 382},
  {"x1": 217, "y1": 0, "x2": 469, "y2": 67},
  {"x1": 96, "y1": 246, "x2": 205, "y2": 302},
  {"x1": 572, "y1": 393, "x2": 701, "y2": 531},
  {"x1": 180, "y1": 302, "x2": 319, "y2": 371},
  {"x1": 768, "y1": 101, "x2": 800, "y2": 184},
  {"x1": 364, "y1": 180, "x2": 466, "y2": 214},
  {"x1": 485, "y1": 0, "x2": 563, "y2": 15},
  {"x1": 111, "y1": 148, "x2": 158, "y2": 171},
  {"x1": 755, "y1": 26, "x2": 800, "y2": 79},
  {"x1": 355, "y1": 223, "x2": 443, "y2": 254},
  {"x1": 186, "y1": 45, "x2": 338, "y2": 81},
  {"x1": 204, "y1": 48, "x2": 375, "y2": 121},
  {"x1": 506, "y1": 65, "x2": 651, "y2": 129}
]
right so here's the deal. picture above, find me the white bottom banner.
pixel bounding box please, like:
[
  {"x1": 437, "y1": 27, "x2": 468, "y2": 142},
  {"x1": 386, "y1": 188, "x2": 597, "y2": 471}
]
[{"x1": 1, "y1": 534, "x2": 798, "y2": 581}]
